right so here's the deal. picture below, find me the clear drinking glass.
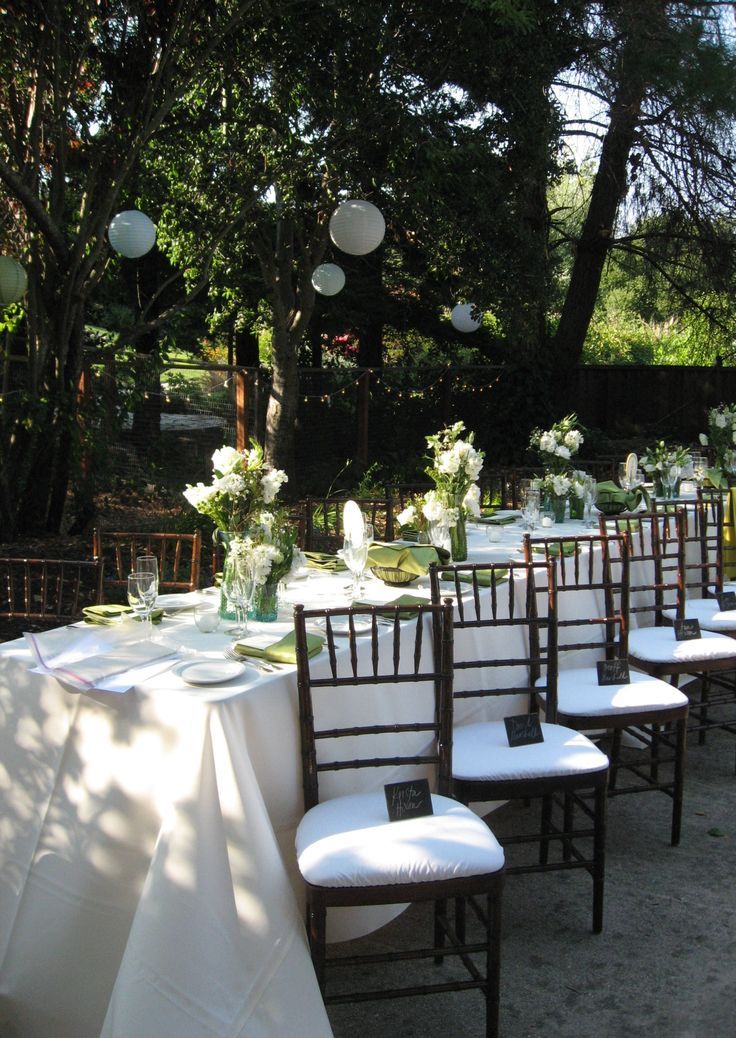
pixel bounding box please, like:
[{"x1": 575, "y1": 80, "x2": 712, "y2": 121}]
[
  {"x1": 583, "y1": 476, "x2": 597, "y2": 527},
  {"x1": 127, "y1": 571, "x2": 157, "y2": 638},
  {"x1": 618, "y1": 463, "x2": 632, "y2": 492},
  {"x1": 223, "y1": 553, "x2": 255, "y2": 638},
  {"x1": 343, "y1": 534, "x2": 368, "y2": 601},
  {"x1": 520, "y1": 489, "x2": 541, "y2": 532},
  {"x1": 136, "y1": 555, "x2": 159, "y2": 600}
]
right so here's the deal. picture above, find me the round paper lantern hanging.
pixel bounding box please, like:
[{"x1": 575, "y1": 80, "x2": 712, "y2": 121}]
[
  {"x1": 329, "y1": 199, "x2": 385, "y2": 256},
  {"x1": 108, "y1": 210, "x2": 157, "y2": 258},
  {"x1": 0, "y1": 256, "x2": 28, "y2": 306},
  {"x1": 311, "y1": 263, "x2": 346, "y2": 296},
  {"x1": 451, "y1": 303, "x2": 482, "y2": 333}
]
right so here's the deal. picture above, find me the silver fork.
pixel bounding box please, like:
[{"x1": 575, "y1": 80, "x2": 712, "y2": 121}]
[{"x1": 223, "y1": 646, "x2": 281, "y2": 672}]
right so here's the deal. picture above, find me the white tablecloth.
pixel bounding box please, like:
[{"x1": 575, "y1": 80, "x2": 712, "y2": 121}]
[{"x1": 0, "y1": 520, "x2": 639, "y2": 1038}]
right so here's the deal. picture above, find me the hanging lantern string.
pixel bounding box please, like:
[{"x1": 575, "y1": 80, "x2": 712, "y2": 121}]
[{"x1": 301, "y1": 373, "x2": 365, "y2": 404}]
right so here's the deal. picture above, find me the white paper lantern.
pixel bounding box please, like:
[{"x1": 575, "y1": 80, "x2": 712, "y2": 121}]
[
  {"x1": 311, "y1": 263, "x2": 346, "y2": 296},
  {"x1": 451, "y1": 303, "x2": 481, "y2": 333},
  {"x1": 329, "y1": 199, "x2": 385, "y2": 256},
  {"x1": 108, "y1": 210, "x2": 157, "y2": 258},
  {"x1": 0, "y1": 256, "x2": 27, "y2": 306}
]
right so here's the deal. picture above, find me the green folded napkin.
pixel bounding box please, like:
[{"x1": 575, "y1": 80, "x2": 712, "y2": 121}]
[
  {"x1": 399, "y1": 529, "x2": 420, "y2": 542},
  {"x1": 440, "y1": 568, "x2": 508, "y2": 587},
  {"x1": 531, "y1": 541, "x2": 579, "y2": 557},
  {"x1": 595, "y1": 480, "x2": 649, "y2": 514},
  {"x1": 303, "y1": 551, "x2": 348, "y2": 572},
  {"x1": 477, "y1": 514, "x2": 517, "y2": 525},
  {"x1": 368, "y1": 542, "x2": 447, "y2": 577},
  {"x1": 234, "y1": 629, "x2": 324, "y2": 663},
  {"x1": 361, "y1": 594, "x2": 428, "y2": 619},
  {"x1": 83, "y1": 604, "x2": 164, "y2": 625}
]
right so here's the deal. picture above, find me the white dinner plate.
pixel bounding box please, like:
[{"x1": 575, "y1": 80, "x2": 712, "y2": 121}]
[
  {"x1": 157, "y1": 593, "x2": 197, "y2": 611},
  {"x1": 317, "y1": 617, "x2": 375, "y2": 637},
  {"x1": 175, "y1": 659, "x2": 245, "y2": 686}
]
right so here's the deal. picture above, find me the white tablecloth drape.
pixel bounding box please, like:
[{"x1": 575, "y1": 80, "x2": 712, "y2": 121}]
[{"x1": 0, "y1": 520, "x2": 661, "y2": 1037}]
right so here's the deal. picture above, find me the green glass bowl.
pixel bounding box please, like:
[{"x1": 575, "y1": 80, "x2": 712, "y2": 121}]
[{"x1": 371, "y1": 565, "x2": 417, "y2": 587}]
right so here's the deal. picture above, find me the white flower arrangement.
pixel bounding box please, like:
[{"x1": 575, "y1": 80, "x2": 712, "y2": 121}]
[
  {"x1": 425, "y1": 421, "x2": 484, "y2": 510},
  {"x1": 539, "y1": 472, "x2": 572, "y2": 498},
  {"x1": 183, "y1": 441, "x2": 288, "y2": 532},
  {"x1": 640, "y1": 441, "x2": 693, "y2": 483},
  {"x1": 226, "y1": 509, "x2": 295, "y2": 586},
  {"x1": 530, "y1": 414, "x2": 584, "y2": 474},
  {"x1": 700, "y1": 403, "x2": 736, "y2": 474}
]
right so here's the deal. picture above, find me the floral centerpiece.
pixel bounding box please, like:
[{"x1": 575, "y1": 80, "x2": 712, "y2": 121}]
[
  {"x1": 529, "y1": 414, "x2": 584, "y2": 521},
  {"x1": 423, "y1": 421, "x2": 484, "y2": 560},
  {"x1": 183, "y1": 442, "x2": 289, "y2": 618},
  {"x1": 699, "y1": 404, "x2": 736, "y2": 484},
  {"x1": 227, "y1": 509, "x2": 296, "y2": 621},
  {"x1": 530, "y1": 413, "x2": 584, "y2": 474},
  {"x1": 538, "y1": 472, "x2": 572, "y2": 523},
  {"x1": 640, "y1": 440, "x2": 693, "y2": 497}
]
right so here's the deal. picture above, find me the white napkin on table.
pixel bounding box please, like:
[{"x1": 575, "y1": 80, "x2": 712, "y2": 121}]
[{"x1": 24, "y1": 625, "x2": 178, "y2": 694}]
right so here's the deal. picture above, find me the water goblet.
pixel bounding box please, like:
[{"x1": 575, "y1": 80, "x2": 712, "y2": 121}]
[
  {"x1": 520, "y1": 489, "x2": 540, "y2": 532},
  {"x1": 343, "y1": 534, "x2": 368, "y2": 602},
  {"x1": 618, "y1": 462, "x2": 632, "y2": 492},
  {"x1": 223, "y1": 553, "x2": 255, "y2": 638},
  {"x1": 127, "y1": 571, "x2": 157, "y2": 638},
  {"x1": 583, "y1": 476, "x2": 597, "y2": 528}
]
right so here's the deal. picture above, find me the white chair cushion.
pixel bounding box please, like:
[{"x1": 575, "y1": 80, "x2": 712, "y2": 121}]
[
  {"x1": 296, "y1": 791, "x2": 504, "y2": 888},
  {"x1": 452, "y1": 720, "x2": 608, "y2": 783},
  {"x1": 539, "y1": 666, "x2": 688, "y2": 718},
  {"x1": 629, "y1": 625, "x2": 736, "y2": 664},
  {"x1": 663, "y1": 598, "x2": 736, "y2": 634}
]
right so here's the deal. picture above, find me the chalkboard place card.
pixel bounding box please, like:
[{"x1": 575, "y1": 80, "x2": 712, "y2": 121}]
[
  {"x1": 716, "y1": 590, "x2": 736, "y2": 611},
  {"x1": 674, "y1": 618, "x2": 701, "y2": 641},
  {"x1": 384, "y1": 778, "x2": 433, "y2": 822},
  {"x1": 504, "y1": 713, "x2": 544, "y2": 747},
  {"x1": 597, "y1": 659, "x2": 631, "y2": 685}
]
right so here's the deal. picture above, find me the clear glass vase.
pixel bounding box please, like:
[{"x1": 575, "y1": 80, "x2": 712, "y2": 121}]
[
  {"x1": 217, "y1": 530, "x2": 238, "y2": 621},
  {"x1": 449, "y1": 511, "x2": 468, "y2": 561},
  {"x1": 250, "y1": 579, "x2": 279, "y2": 622}
]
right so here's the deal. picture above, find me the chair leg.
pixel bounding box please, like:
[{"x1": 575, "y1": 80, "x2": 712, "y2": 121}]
[
  {"x1": 485, "y1": 893, "x2": 503, "y2": 1038},
  {"x1": 649, "y1": 721, "x2": 662, "y2": 784},
  {"x1": 672, "y1": 718, "x2": 687, "y2": 847},
  {"x1": 434, "y1": 897, "x2": 447, "y2": 963},
  {"x1": 307, "y1": 898, "x2": 327, "y2": 995},
  {"x1": 608, "y1": 729, "x2": 622, "y2": 791},
  {"x1": 454, "y1": 895, "x2": 467, "y2": 945},
  {"x1": 539, "y1": 793, "x2": 553, "y2": 865},
  {"x1": 562, "y1": 793, "x2": 573, "y2": 862},
  {"x1": 592, "y1": 783, "x2": 607, "y2": 934}
]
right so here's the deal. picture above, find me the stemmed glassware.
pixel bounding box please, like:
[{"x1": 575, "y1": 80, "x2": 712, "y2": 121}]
[
  {"x1": 690, "y1": 451, "x2": 707, "y2": 488},
  {"x1": 520, "y1": 487, "x2": 541, "y2": 532},
  {"x1": 359, "y1": 521, "x2": 374, "y2": 593},
  {"x1": 583, "y1": 475, "x2": 597, "y2": 528},
  {"x1": 127, "y1": 571, "x2": 157, "y2": 638},
  {"x1": 342, "y1": 532, "x2": 369, "y2": 602},
  {"x1": 223, "y1": 552, "x2": 256, "y2": 638}
]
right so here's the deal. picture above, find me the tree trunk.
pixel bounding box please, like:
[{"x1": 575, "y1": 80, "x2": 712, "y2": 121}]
[
  {"x1": 265, "y1": 320, "x2": 300, "y2": 475},
  {"x1": 551, "y1": 8, "x2": 657, "y2": 376}
]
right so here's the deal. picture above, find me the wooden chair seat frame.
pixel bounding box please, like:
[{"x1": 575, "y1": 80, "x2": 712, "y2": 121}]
[
  {"x1": 92, "y1": 529, "x2": 202, "y2": 599},
  {"x1": 293, "y1": 600, "x2": 504, "y2": 1036},
  {"x1": 0, "y1": 556, "x2": 104, "y2": 628},
  {"x1": 429, "y1": 559, "x2": 608, "y2": 934},
  {"x1": 527, "y1": 530, "x2": 688, "y2": 846}
]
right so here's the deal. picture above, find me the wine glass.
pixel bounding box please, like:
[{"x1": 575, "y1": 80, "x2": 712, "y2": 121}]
[
  {"x1": 583, "y1": 476, "x2": 597, "y2": 528},
  {"x1": 343, "y1": 534, "x2": 368, "y2": 602},
  {"x1": 520, "y1": 488, "x2": 540, "y2": 532},
  {"x1": 127, "y1": 571, "x2": 157, "y2": 638},
  {"x1": 690, "y1": 451, "x2": 707, "y2": 488},
  {"x1": 618, "y1": 462, "x2": 633, "y2": 492},
  {"x1": 223, "y1": 552, "x2": 255, "y2": 638},
  {"x1": 360, "y1": 521, "x2": 374, "y2": 592},
  {"x1": 136, "y1": 555, "x2": 159, "y2": 600}
]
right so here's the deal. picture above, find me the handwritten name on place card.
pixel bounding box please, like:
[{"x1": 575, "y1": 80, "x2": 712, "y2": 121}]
[{"x1": 384, "y1": 779, "x2": 433, "y2": 822}]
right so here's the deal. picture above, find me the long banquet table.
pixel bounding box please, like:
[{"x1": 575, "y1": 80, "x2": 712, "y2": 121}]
[{"x1": 0, "y1": 518, "x2": 649, "y2": 1038}]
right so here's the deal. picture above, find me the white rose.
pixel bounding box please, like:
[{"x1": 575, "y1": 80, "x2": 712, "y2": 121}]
[
  {"x1": 422, "y1": 491, "x2": 446, "y2": 522},
  {"x1": 211, "y1": 446, "x2": 242, "y2": 474},
  {"x1": 715, "y1": 413, "x2": 727, "y2": 428},
  {"x1": 555, "y1": 444, "x2": 571, "y2": 459},
  {"x1": 539, "y1": 431, "x2": 556, "y2": 454},
  {"x1": 397, "y1": 505, "x2": 417, "y2": 527},
  {"x1": 462, "y1": 484, "x2": 481, "y2": 517}
]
